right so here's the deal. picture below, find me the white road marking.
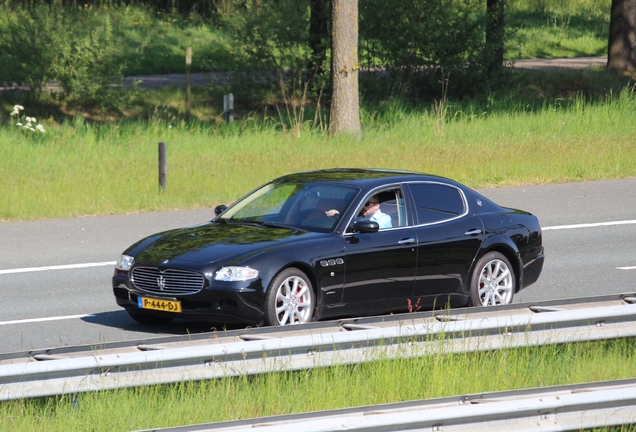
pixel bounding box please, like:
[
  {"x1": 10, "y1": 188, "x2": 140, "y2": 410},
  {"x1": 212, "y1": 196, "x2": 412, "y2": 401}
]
[
  {"x1": 1, "y1": 219, "x2": 635, "y2": 276},
  {"x1": 0, "y1": 314, "x2": 94, "y2": 326},
  {"x1": 0, "y1": 261, "x2": 116, "y2": 275},
  {"x1": 0, "y1": 220, "x2": 633, "y2": 328},
  {"x1": 542, "y1": 219, "x2": 636, "y2": 231}
]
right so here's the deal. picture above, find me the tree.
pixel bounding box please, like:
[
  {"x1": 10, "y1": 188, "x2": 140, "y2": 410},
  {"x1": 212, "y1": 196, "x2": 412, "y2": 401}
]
[
  {"x1": 486, "y1": 0, "x2": 505, "y2": 77},
  {"x1": 309, "y1": 0, "x2": 329, "y2": 77},
  {"x1": 329, "y1": 0, "x2": 360, "y2": 137},
  {"x1": 607, "y1": 0, "x2": 636, "y2": 70}
]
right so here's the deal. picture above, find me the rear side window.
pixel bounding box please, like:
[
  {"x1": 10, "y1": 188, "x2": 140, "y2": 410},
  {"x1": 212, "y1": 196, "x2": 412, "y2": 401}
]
[{"x1": 408, "y1": 183, "x2": 466, "y2": 224}]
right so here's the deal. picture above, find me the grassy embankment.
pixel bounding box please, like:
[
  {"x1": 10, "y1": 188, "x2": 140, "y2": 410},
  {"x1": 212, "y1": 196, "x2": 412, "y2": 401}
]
[
  {"x1": 1, "y1": 338, "x2": 635, "y2": 430},
  {"x1": 0, "y1": 0, "x2": 630, "y2": 222},
  {"x1": 2, "y1": 87, "x2": 636, "y2": 221}
]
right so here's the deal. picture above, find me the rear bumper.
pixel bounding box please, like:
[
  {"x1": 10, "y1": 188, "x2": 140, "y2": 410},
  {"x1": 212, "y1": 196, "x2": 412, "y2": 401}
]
[{"x1": 520, "y1": 247, "x2": 544, "y2": 290}]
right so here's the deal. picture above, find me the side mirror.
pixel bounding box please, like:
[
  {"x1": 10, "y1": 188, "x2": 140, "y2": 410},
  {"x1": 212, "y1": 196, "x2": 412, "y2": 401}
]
[
  {"x1": 351, "y1": 220, "x2": 380, "y2": 233},
  {"x1": 214, "y1": 205, "x2": 228, "y2": 216}
]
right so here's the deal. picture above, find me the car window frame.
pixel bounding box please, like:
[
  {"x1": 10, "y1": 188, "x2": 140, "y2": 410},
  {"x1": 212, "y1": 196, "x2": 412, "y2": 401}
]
[{"x1": 343, "y1": 184, "x2": 411, "y2": 235}]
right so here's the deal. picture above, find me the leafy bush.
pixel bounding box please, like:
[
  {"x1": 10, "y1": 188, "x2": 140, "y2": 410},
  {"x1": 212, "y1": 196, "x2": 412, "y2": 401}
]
[
  {"x1": 218, "y1": 0, "x2": 319, "y2": 118},
  {"x1": 0, "y1": 5, "x2": 126, "y2": 109},
  {"x1": 0, "y1": 6, "x2": 57, "y2": 93},
  {"x1": 51, "y1": 13, "x2": 126, "y2": 106},
  {"x1": 359, "y1": 0, "x2": 488, "y2": 101}
]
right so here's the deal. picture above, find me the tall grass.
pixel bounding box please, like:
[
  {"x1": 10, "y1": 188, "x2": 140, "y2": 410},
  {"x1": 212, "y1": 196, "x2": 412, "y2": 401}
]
[
  {"x1": 2, "y1": 86, "x2": 635, "y2": 222},
  {"x1": 1, "y1": 338, "x2": 635, "y2": 431}
]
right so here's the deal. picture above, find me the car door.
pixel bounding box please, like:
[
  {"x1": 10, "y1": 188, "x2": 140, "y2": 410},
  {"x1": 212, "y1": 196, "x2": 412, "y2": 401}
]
[
  {"x1": 406, "y1": 182, "x2": 484, "y2": 306},
  {"x1": 341, "y1": 187, "x2": 417, "y2": 316}
]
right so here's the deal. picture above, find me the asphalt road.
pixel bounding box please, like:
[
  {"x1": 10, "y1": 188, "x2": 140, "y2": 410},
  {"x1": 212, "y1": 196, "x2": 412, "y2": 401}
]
[{"x1": 1, "y1": 177, "x2": 635, "y2": 353}]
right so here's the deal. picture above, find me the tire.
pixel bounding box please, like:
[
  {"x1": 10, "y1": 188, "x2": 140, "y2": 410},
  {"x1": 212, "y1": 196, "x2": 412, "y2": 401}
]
[
  {"x1": 470, "y1": 252, "x2": 515, "y2": 306},
  {"x1": 127, "y1": 310, "x2": 173, "y2": 325},
  {"x1": 264, "y1": 268, "x2": 315, "y2": 326}
]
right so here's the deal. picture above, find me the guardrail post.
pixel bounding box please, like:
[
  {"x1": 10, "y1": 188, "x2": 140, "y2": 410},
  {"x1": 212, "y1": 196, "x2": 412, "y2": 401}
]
[
  {"x1": 158, "y1": 142, "x2": 167, "y2": 192},
  {"x1": 223, "y1": 93, "x2": 234, "y2": 123}
]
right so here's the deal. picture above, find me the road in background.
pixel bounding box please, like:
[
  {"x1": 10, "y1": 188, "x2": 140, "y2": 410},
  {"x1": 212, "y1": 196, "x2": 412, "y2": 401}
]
[
  {"x1": 512, "y1": 56, "x2": 607, "y2": 70},
  {"x1": 117, "y1": 57, "x2": 608, "y2": 89},
  {"x1": 1, "y1": 177, "x2": 635, "y2": 352}
]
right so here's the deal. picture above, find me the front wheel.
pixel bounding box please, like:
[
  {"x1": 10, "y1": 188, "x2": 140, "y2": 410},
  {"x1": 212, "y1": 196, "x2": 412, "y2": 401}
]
[
  {"x1": 264, "y1": 268, "x2": 315, "y2": 326},
  {"x1": 470, "y1": 252, "x2": 515, "y2": 306}
]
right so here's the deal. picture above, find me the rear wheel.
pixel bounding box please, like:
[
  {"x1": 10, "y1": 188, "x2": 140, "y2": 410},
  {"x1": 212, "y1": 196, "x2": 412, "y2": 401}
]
[
  {"x1": 470, "y1": 252, "x2": 515, "y2": 306},
  {"x1": 264, "y1": 268, "x2": 315, "y2": 326},
  {"x1": 127, "y1": 310, "x2": 173, "y2": 325}
]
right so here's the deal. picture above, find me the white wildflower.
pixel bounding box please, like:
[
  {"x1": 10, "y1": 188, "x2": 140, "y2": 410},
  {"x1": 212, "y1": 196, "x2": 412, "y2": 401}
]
[
  {"x1": 10, "y1": 105, "x2": 24, "y2": 116},
  {"x1": 11, "y1": 104, "x2": 45, "y2": 134}
]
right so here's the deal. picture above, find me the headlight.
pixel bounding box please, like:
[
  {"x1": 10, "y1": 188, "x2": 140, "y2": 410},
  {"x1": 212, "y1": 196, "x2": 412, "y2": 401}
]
[
  {"x1": 115, "y1": 255, "x2": 134, "y2": 271},
  {"x1": 214, "y1": 266, "x2": 259, "y2": 282}
]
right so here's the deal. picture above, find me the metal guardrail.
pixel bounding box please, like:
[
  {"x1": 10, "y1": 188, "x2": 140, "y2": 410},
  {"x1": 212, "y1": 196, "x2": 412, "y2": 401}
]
[
  {"x1": 1, "y1": 293, "x2": 636, "y2": 402},
  {"x1": 142, "y1": 378, "x2": 636, "y2": 432}
]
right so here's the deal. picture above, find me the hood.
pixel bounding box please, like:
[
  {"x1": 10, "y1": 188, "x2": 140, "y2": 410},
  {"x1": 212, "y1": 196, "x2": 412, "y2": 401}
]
[{"x1": 129, "y1": 221, "x2": 312, "y2": 267}]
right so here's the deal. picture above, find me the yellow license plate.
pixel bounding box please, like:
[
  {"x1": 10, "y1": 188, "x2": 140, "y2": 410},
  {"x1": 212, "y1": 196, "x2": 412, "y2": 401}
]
[{"x1": 138, "y1": 296, "x2": 182, "y2": 313}]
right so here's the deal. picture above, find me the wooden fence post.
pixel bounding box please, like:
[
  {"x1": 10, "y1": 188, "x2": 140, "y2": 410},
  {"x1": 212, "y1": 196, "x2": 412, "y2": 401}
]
[
  {"x1": 158, "y1": 142, "x2": 167, "y2": 192},
  {"x1": 185, "y1": 47, "x2": 192, "y2": 121},
  {"x1": 223, "y1": 93, "x2": 234, "y2": 123}
]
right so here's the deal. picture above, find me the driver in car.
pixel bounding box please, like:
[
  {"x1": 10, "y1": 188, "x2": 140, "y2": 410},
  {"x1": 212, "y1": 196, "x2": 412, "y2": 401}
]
[{"x1": 357, "y1": 195, "x2": 392, "y2": 229}]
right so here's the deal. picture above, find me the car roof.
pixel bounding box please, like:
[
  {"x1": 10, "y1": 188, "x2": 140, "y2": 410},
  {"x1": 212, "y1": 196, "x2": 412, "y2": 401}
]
[{"x1": 272, "y1": 168, "x2": 456, "y2": 188}]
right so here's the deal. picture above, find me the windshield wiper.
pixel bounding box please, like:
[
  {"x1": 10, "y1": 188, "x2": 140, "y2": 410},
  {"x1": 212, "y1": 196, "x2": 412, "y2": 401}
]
[
  {"x1": 256, "y1": 221, "x2": 309, "y2": 231},
  {"x1": 223, "y1": 220, "x2": 306, "y2": 231},
  {"x1": 258, "y1": 221, "x2": 294, "y2": 229}
]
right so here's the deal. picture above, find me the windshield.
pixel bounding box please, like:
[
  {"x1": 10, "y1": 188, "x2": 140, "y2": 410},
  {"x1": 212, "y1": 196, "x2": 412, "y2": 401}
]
[{"x1": 220, "y1": 180, "x2": 360, "y2": 233}]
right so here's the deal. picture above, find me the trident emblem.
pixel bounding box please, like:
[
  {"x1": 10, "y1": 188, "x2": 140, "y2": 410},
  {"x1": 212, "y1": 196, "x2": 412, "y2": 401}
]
[{"x1": 157, "y1": 275, "x2": 167, "y2": 291}]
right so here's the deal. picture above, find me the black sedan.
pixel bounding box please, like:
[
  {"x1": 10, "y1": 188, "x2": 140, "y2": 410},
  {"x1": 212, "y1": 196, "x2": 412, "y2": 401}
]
[{"x1": 112, "y1": 169, "x2": 544, "y2": 326}]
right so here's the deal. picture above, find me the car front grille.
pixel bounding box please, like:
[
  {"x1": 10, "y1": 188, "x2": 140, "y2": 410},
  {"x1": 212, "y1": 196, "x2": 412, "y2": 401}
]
[{"x1": 131, "y1": 267, "x2": 204, "y2": 296}]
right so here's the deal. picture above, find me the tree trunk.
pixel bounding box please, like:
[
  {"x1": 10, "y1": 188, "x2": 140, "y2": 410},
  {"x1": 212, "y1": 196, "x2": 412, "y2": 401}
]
[
  {"x1": 330, "y1": 0, "x2": 360, "y2": 137},
  {"x1": 486, "y1": 0, "x2": 505, "y2": 77},
  {"x1": 607, "y1": 0, "x2": 636, "y2": 70}
]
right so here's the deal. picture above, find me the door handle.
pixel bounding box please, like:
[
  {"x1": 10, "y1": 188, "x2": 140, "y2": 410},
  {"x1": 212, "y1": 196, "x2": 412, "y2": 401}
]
[
  {"x1": 464, "y1": 229, "x2": 482, "y2": 236},
  {"x1": 398, "y1": 238, "x2": 416, "y2": 245}
]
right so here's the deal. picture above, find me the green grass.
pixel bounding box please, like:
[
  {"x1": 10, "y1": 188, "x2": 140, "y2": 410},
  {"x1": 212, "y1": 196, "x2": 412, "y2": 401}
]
[
  {"x1": 506, "y1": 0, "x2": 610, "y2": 59},
  {"x1": 506, "y1": 13, "x2": 608, "y2": 60},
  {"x1": 1, "y1": 338, "x2": 635, "y2": 431},
  {"x1": 2, "y1": 76, "x2": 636, "y2": 222},
  {"x1": 114, "y1": 9, "x2": 234, "y2": 75}
]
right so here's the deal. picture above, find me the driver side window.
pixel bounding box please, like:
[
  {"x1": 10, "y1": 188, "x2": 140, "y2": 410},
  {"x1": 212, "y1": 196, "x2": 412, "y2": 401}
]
[{"x1": 356, "y1": 188, "x2": 406, "y2": 230}]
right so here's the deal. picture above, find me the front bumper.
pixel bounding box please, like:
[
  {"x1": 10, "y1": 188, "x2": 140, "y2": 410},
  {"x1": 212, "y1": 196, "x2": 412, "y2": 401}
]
[{"x1": 112, "y1": 271, "x2": 266, "y2": 325}]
